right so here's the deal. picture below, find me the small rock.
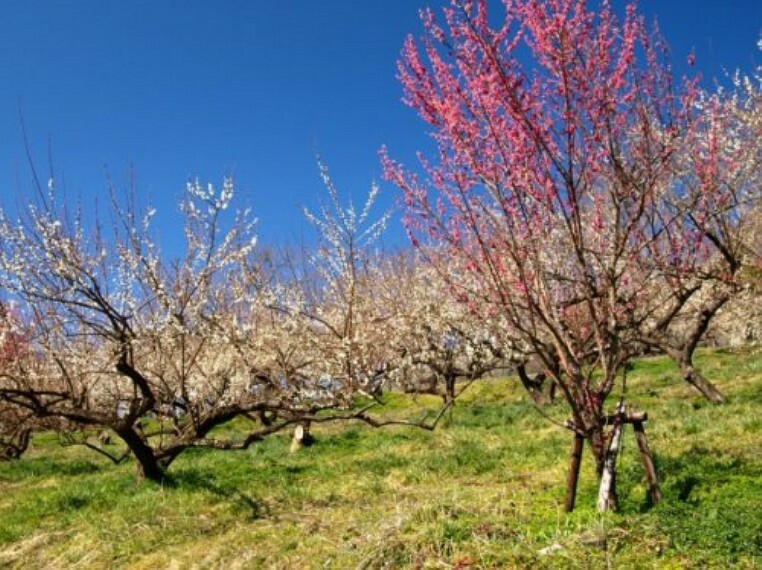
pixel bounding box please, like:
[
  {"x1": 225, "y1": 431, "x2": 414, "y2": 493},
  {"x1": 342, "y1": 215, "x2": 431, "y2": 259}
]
[{"x1": 538, "y1": 543, "x2": 564, "y2": 556}]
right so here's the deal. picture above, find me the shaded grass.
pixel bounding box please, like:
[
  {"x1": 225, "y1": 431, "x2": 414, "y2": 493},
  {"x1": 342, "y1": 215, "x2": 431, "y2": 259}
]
[{"x1": 0, "y1": 347, "x2": 760, "y2": 568}]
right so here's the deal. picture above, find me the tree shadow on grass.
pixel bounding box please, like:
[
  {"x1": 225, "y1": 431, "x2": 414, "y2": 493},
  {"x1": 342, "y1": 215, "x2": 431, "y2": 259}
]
[
  {"x1": 169, "y1": 468, "x2": 271, "y2": 520},
  {"x1": 618, "y1": 445, "x2": 762, "y2": 559},
  {"x1": 0, "y1": 457, "x2": 101, "y2": 481},
  {"x1": 654, "y1": 445, "x2": 760, "y2": 498},
  {"x1": 618, "y1": 442, "x2": 761, "y2": 511}
]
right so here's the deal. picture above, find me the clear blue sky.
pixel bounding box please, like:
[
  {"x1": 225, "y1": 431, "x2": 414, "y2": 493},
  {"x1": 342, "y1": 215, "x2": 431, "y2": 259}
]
[{"x1": 0, "y1": 0, "x2": 759, "y2": 251}]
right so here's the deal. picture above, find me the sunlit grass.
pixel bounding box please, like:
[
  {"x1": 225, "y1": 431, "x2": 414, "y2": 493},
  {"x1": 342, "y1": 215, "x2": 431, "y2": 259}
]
[{"x1": 0, "y1": 347, "x2": 760, "y2": 568}]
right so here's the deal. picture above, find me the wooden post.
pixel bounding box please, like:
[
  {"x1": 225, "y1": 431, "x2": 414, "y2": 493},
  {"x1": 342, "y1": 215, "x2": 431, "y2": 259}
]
[
  {"x1": 290, "y1": 421, "x2": 314, "y2": 453},
  {"x1": 597, "y1": 404, "x2": 625, "y2": 512},
  {"x1": 633, "y1": 420, "x2": 662, "y2": 505},
  {"x1": 564, "y1": 433, "x2": 585, "y2": 512}
]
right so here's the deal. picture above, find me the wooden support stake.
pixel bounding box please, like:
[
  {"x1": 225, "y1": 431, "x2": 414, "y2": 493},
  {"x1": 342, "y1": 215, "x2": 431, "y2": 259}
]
[
  {"x1": 290, "y1": 421, "x2": 314, "y2": 453},
  {"x1": 633, "y1": 420, "x2": 662, "y2": 505},
  {"x1": 564, "y1": 433, "x2": 585, "y2": 512},
  {"x1": 597, "y1": 404, "x2": 625, "y2": 512}
]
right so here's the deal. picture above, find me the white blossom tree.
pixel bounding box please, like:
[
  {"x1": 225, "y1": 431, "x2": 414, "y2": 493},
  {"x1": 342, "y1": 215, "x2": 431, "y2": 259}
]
[
  {"x1": 0, "y1": 165, "x2": 468, "y2": 479},
  {"x1": 634, "y1": 58, "x2": 762, "y2": 400},
  {"x1": 0, "y1": 175, "x2": 421, "y2": 480},
  {"x1": 297, "y1": 159, "x2": 394, "y2": 396},
  {"x1": 375, "y1": 252, "x2": 520, "y2": 404}
]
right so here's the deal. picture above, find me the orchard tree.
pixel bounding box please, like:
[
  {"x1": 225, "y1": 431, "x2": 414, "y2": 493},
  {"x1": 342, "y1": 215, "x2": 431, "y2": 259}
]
[
  {"x1": 0, "y1": 175, "x2": 435, "y2": 481},
  {"x1": 382, "y1": 0, "x2": 724, "y2": 510},
  {"x1": 298, "y1": 163, "x2": 518, "y2": 409},
  {"x1": 637, "y1": 59, "x2": 762, "y2": 393},
  {"x1": 377, "y1": 251, "x2": 519, "y2": 404},
  {"x1": 297, "y1": 159, "x2": 395, "y2": 396},
  {"x1": 0, "y1": 178, "x2": 285, "y2": 480}
]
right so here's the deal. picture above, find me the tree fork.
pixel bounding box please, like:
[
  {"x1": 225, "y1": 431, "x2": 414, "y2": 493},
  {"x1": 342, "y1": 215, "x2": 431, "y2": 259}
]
[
  {"x1": 516, "y1": 363, "x2": 550, "y2": 405},
  {"x1": 115, "y1": 427, "x2": 165, "y2": 482}
]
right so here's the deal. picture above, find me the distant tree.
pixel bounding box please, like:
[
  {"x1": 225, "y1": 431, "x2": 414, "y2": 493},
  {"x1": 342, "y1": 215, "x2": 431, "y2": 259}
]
[
  {"x1": 637, "y1": 60, "x2": 762, "y2": 391},
  {"x1": 297, "y1": 159, "x2": 395, "y2": 397},
  {"x1": 298, "y1": 162, "x2": 519, "y2": 410},
  {"x1": 380, "y1": 0, "x2": 749, "y2": 509},
  {"x1": 377, "y1": 252, "x2": 519, "y2": 404}
]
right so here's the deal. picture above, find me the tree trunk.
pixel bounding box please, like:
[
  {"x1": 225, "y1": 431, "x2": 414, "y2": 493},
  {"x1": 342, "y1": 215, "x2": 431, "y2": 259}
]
[
  {"x1": 516, "y1": 364, "x2": 550, "y2": 405},
  {"x1": 671, "y1": 296, "x2": 728, "y2": 404},
  {"x1": 564, "y1": 434, "x2": 584, "y2": 512},
  {"x1": 548, "y1": 380, "x2": 557, "y2": 403},
  {"x1": 678, "y1": 357, "x2": 725, "y2": 404},
  {"x1": 133, "y1": 449, "x2": 165, "y2": 482},
  {"x1": 587, "y1": 427, "x2": 608, "y2": 477},
  {"x1": 116, "y1": 427, "x2": 165, "y2": 482},
  {"x1": 1, "y1": 428, "x2": 31, "y2": 460},
  {"x1": 444, "y1": 374, "x2": 456, "y2": 404},
  {"x1": 290, "y1": 421, "x2": 315, "y2": 453}
]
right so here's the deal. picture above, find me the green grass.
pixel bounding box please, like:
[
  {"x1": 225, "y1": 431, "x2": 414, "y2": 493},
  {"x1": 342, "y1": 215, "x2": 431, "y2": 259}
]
[{"x1": 0, "y1": 347, "x2": 760, "y2": 568}]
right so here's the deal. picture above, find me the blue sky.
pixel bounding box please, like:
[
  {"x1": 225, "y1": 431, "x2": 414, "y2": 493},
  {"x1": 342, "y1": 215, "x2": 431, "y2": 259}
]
[{"x1": 0, "y1": 0, "x2": 759, "y2": 252}]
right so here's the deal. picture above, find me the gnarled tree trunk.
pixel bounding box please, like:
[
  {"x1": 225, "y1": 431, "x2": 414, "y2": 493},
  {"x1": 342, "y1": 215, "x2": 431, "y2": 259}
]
[
  {"x1": 677, "y1": 356, "x2": 725, "y2": 404},
  {"x1": 516, "y1": 363, "x2": 556, "y2": 405},
  {"x1": 116, "y1": 427, "x2": 165, "y2": 482},
  {"x1": 1, "y1": 427, "x2": 31, "y2": 460}
]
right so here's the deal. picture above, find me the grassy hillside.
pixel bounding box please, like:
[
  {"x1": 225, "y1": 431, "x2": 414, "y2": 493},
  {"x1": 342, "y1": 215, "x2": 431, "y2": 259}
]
[{"x1": 1, "y1": 348, "x2": 760, "y2": 568}]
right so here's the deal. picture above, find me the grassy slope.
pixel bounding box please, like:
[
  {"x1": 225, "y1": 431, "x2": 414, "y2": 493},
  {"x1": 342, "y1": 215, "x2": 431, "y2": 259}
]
[{"x1": 0, "y1": 348, "x2": 760, "y2": 569}]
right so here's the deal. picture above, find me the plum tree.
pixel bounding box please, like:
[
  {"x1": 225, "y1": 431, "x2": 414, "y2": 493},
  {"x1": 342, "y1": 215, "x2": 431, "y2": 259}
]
[{"x1": 382, "y1": 0, "x2": 760, "y2": 509}]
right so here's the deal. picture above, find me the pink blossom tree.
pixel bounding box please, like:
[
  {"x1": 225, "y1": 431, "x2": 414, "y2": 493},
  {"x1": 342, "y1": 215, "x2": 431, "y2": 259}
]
[{"x1": 382, "y1": 0, "x2": 716, "y2": 509}]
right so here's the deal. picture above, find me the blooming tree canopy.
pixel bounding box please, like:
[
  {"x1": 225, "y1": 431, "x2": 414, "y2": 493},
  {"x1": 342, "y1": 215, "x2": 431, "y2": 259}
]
[{"x1": 381, "y1": 0, "x2": 756, "y2": 509}]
